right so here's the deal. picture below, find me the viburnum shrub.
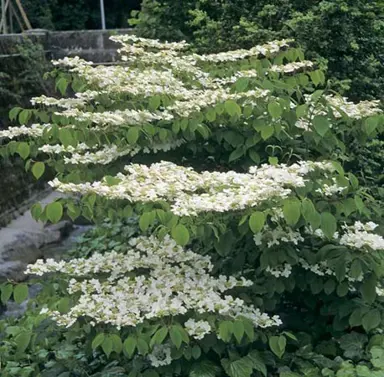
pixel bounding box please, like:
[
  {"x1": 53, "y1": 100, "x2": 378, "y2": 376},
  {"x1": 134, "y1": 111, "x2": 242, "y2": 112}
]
[{"x1": 1, "y1": 35, "x2": 384, "y2": 377}]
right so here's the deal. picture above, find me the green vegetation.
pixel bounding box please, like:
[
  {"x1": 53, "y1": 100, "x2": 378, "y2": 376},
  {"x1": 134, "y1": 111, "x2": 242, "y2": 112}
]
[
  {"x1": 0, "y1": 13, "x2": 383, "y2": 377},
  {"x1": 131, "y1": 0, "x2": 384, "y2": 101}
]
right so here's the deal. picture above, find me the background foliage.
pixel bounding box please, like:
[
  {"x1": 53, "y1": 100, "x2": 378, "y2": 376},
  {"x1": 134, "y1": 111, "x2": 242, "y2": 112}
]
[
  {"x1": 22, "y1": 0, "x2": 141, "y2": 30},
  {"x1": 131, "y1": 0, "x2": 384, "y2": 101}
]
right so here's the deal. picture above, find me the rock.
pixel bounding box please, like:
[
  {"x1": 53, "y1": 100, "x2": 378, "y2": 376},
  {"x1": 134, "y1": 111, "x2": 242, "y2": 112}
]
[{"x1": 0, "y1": 192, "x2": 73, "y2": 281}]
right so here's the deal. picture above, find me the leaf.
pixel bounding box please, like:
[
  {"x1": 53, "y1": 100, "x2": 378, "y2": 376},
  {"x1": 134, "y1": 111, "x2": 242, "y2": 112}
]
[
  {"x1": 1, "y1": 284, "x2": 13, "y2": 303},
  {"x1": 150, "y1": 327, "x2": 168, "y2": 347},
  {"x1": 320, "y1": 212, "x2": 337, "y2": 239},
  {"x1": 149, "y1": 95, "x2": 161, "y2": 110},
  {"x1": 190, "y1": 360, "x2": 221, "y2": 377},
  {"x1": 313, "y1": 115, "x2": 330, "y2": 137},
  {"x1": 261, "y1": 126, "x2": 274, "y2": 140},
  {"x1": 13, "y1": 284, "x2": 28, "y2": 304},
  {"x1": 249, "y1": 212, "x2": 265, "y2": 233},
  {"x1": 56, "y1": 77, "x2": 68, "y2": 95},
  {"x1": 219, "y1": 321, "x2": 233, "y2": 342},
  {"x1": 363, "y1": 117, "x2": 378, "y2": 135},
  {"x1": 92, "y1": 333, "x2": 105, "y2": 350},
  {"x1": 269, "y1": 336, "x2": 286, "y2": 358},
  {"x1": 267, "y1": 102, "x2": 282, "y2": 118},
  {"x1": 362, "y1": 309, "x2": 381, "y2": 332},
  {"x1": 46, "y1": 202, "x2": 63, "y2": 224},
  {"x1": 301, "y1": 198, "x2": 316, "y2": 222},
  {"x1": 124, "y1": 336, "x2": 137, "y2": 357},
  {"x1": 102, "y1": 336, "x2": 113, "y2": 357},
  {"x1": 126, "y1": 127, "x2": 140, "y2": 144},
  {"x1": 171, "y1": 224, "x2": 190, "y2": 246},
  {"x1": 137, "y1": 338, "x2": 149, "y2": 355},
  {"x1": 18, "y1": 109, "x2": 31, "y2": 125},
  {"x1": 339, "y1": 332, "x2": 368, "y2": 359},
  {"x1": 283, "y1": 198, "x2": 301, "y2": 226},
  {"x1": 59, "y1": 128, "x2": 73, "y2": 147},
  {"x1": 225, "y1": 100, "x2": 241, "y2": 117},
  {"x1": 205, "y1": 108, "x2": 216, "y2": 122},
  {"x1": 15, "y1": 331, "x2": 31, "y2": 353},
  {"x1": 32, "y1": 162, "x2": 45, "y2": 180},
  {"x1": 9, "y1": 107, "x2": 22, "y2": 121},
  {"x1": 139, "y1": 211, "x2": 155, "y2": 232},
  {"x1": 192, "y1": 345, "x2": 201, "y2": 360},
  {"x1": 360, "y1": 275, "x2": 377, "y2": 304},
  {"x1": 233, "y1": 320, "x2": 245, "y2": 343},
  {"x1": 222, "y1": 357, "x2": 253, "y2": 377},
  {"x1": 16, "y1": 142, "x2": 30, "y2": 160},
  {"x1": 229, "y1": 147, "x2": 244, "y2": 162},
  {"x1": 214, "y1": 231, "x2": 234, "y2": 256},
  {"x1": 246, "y1": 350, "x2": 267, "y2": 377},
  {"x1": 170, "y1": 325, "x2": 183, "y2": 349},
  {"x1": 111, "y1": 334, "x2": 123, "y2": 354}
]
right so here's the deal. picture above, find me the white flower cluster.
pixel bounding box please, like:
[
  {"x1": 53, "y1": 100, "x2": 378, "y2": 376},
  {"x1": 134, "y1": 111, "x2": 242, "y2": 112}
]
[
  {"x1": 266, "y1": 264, "x2": 292, "y2": 278},
  {"x1": 41, "y1": 139, "x2": 185, "y2": 165},
  {"x1": 0, "y1": 124, "x2": 48, "y2": 140},
  {"x1": 49, "y1": 160, "x2": 334, "y2": 216},
  {"x1": 339, "y1": 221, "x2": 384, "y2": 251},
  {"x1": 26, "y1": 235, "x2": 280, "y2": 330},
  {"x1": 148, "y1": 345, "x2": 173, "y2": 367},
  {"x1": 184, "y1": 319, "x2": 212, "y2": 340}
]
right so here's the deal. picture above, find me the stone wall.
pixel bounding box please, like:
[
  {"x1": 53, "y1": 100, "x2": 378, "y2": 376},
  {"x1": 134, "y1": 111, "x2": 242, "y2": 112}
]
[
  {"x1": 0, "y1": 28, "x2": 133, "y2": 62},
  {"x1": 0, "y1": 29, "x2": 133, "y2": 227}
]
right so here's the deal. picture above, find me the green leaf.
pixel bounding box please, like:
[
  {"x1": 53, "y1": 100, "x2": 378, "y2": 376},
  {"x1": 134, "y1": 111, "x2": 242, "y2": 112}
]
[
  {"x1": 192, "y1": 345, "x2": 201, "y2": 360},
  {"x1": 360, "y1": 275, "x2": 377, "y2": 304},
  {"x1": 205, "y1": 108, "x2": 216, "y2": 122},
  {"x1": 137, "y1": 338, "x2": 149, "y2": 355},
  {"x1": 9, "y1": 107, "x2": 22, "y2": 121},
  {"x1": 15, "y1": 331, "x2": 31, "y2": 353},
  {"x1": 301, "y1": 198, "x2": 316, "y2": 222},
  {"x1": 139, "y1": 211, "x2": 155, "y2": 232},
  {"x1": 111, "y1": 334, "x2": 123, "y2": 354},
  {"x1": 1, "y1": 284, "x2": 13, "y2": 303},
  {"x1": 313, "y1": 115, "x2": 330, "y2": 137},
  {"x1": 17, "y1": 142, "x2": 30, "y2": 160},
  {"x1": 320, "y1": 212, "x2": 337, "y2": 239},
  {"x1": 13, "y1": 284, "x2": 28, "y2": 304},
  {"x1": 363, "y1": 117, "x2": 378, "y2": 135},
  {"x1": 267, "y1": 102, "x2": 283, "y2": 118},
  {"x1": 126, "y1": 127, "x2": 140, "y2": 144},
  {"x1": 31, "y1": 162, "x2": 45, "y2": 180},
  {"x1": 283, "y1": 198, "x2": 301, "y2": 226},
  {"x1": 261, "y1": 126, "x2": 274, "y2": 140},
  {"x1": 56, "y1": 77, "x2": 68, "y2": 95},
  {"x1": 190, "y1": 360, "x2": 221, "y2": 377},
  {"x1": 170, "y1": 325, "x2": 183, "y2": 349},
  {"x1": 150, "y1": 327, "x2": 168, "y2": 347},
  {"x1": 268, "y1": 156, "x2": 278, "y2": 165},
  {"x1": 233, "y1": 320, "x2": 245, "y2": 343},
  {"x1": 92, "y1": 333, "x2": 105, "y2": 350},
  {"x1": 149, "y1": 95, "x2": 161, "y2": 110},
  {"x1": 225, "y1": 100, "x2": 241, "y2": 117},
  {"x1": 362, "y1": 309, "x2": 381, "y2": 332},
  {"x1": 46, "y1": 202, "x2": 63, "y2": 224},
  {"x1": 246, "y1": 350, "x2": 267, "y2": 377},
  {"x1": 229, "y1": 147, "x2": 244, "y2": 162},
  {"x1": 18, "y1": 109, "x2": 31, "y2": 125},
  {"x1": 269, "y1": 336, "x2": 286, "y2": 358},
  {"x1": 59, "y1": 128, "x2": 74, "y2": 147},
  {"x1": 222, "y1": 357, "x2": 253, "y2": 377},
  {"x1": 249, "y1": 212, "x2": 265, "y2": 233},
  {"x1": 171, "y1": 224, "x2": 190, "y2": 246},
  {"x1": 219, "y1": 321, "x2": 233, "y2": 342},
  {"x1": 124, "y1": 336, "x2": 137, "y2": 357},
  {"x1": 102, "y1": 336, "x2": 113, "y2": 357}
]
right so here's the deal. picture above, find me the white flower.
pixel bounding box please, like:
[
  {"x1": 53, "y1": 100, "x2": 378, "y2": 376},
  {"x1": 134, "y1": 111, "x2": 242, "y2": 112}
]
[{"x1": 184, "y1": 319, "x2": 211, "y2": 340}]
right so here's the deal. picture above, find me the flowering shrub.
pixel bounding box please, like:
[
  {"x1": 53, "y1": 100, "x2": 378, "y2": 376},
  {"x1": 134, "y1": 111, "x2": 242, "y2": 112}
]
[{"x1": 0, "y1": 35, "x2": 384, "y2": 377}]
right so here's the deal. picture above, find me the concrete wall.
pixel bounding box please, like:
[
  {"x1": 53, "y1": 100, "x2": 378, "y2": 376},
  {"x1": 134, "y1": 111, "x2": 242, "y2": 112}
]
[{"x1": 0, "y1": 28, "x2": 134, "y2": 62}]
